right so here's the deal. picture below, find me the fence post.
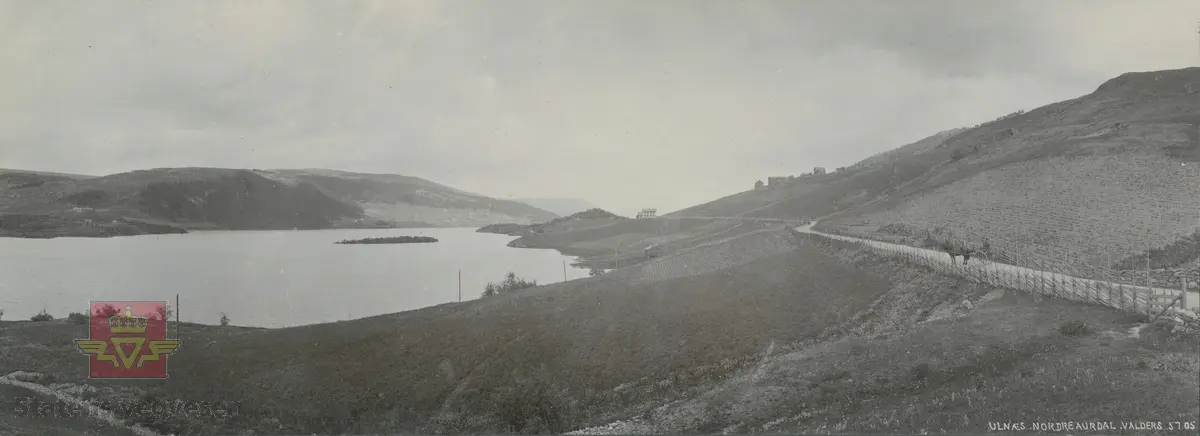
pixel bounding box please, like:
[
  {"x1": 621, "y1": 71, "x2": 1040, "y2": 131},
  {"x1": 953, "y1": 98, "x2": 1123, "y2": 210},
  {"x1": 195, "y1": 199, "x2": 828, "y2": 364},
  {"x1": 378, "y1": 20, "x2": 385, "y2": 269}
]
[
  {"x1": 1182, "y1": 278, "x2": 1189, "y2": 313},
  {"x1": 1118, "y1": 282, "x2": 1126, "y2": 312},
  {"x1": 1145, "y1": 252, "x2": 1152, "y2": 316}
]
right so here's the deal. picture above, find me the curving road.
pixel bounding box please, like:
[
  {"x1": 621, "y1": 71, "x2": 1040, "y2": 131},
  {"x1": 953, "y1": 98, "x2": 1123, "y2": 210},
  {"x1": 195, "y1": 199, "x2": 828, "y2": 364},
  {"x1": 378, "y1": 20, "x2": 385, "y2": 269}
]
[{"x1": 674, "y1": 215, "x2": 1198, "y2": 313}]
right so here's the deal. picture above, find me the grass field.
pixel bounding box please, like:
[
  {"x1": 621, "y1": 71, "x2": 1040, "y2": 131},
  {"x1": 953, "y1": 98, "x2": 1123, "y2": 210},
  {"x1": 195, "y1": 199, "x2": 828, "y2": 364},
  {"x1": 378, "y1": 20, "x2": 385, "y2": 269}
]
[{"x1": 572, "y1": 237, "x2": 1200, "y2": 434}]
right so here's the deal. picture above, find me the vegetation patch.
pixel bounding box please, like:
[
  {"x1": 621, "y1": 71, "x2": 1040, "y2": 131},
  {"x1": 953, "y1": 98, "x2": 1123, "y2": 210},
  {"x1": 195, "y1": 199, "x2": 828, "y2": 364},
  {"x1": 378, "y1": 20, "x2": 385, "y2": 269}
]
[
  {"x1": 1058, "y1": 319, "x2": 1089, "y2": 336},
  {"x1": 1113, "y1": 231, "x2": 1200, "y2": 270},
  {"x1": 481, "y1": 272, "x2": 538, "y2": 298},
  {"x1": 29, "y1": 310, "x2": 54, "y2": 322}
]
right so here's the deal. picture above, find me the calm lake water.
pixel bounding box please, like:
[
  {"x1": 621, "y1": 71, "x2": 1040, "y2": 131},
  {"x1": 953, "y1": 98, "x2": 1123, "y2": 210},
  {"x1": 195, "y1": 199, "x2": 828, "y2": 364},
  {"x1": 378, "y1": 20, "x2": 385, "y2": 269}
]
[{"x1": 0, "y1": 228, "x2": 589, "y2": 327}]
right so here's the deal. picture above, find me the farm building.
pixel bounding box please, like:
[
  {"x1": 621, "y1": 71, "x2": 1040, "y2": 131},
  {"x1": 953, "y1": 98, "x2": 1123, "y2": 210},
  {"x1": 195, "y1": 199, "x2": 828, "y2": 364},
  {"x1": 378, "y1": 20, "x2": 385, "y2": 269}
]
[
  {"x1": 813, "y1": 167, "x2": 826, "y2": 175},
  {"x1": 636, "y1": 208, "x2": 657, "y2": 219},
  {"x1": 767, "y1": 176, "x2": 789, "y2": 186},
  {"x1": 754, "y1": 180, "x2": 764, "y2": 189}
]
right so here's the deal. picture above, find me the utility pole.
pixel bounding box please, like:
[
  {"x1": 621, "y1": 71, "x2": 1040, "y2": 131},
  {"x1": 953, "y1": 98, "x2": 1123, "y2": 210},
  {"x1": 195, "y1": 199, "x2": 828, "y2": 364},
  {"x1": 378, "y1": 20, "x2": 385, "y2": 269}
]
[
  {"x1": 175, "y1": 293, "x2": 180, "y2": 340},
  {"x1": 562, "y1": 259, "x2": 567, "y2": 281},
  {"x1": 458, "y1": 270, "x2": 462, "y2": 302}
]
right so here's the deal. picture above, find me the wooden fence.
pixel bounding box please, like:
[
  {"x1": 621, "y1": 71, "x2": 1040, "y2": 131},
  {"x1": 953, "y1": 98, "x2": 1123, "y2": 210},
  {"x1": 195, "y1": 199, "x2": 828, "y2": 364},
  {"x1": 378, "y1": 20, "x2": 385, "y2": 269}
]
[{"x1": 790, "y1": 228, "x2": 1199, "y2": 330}]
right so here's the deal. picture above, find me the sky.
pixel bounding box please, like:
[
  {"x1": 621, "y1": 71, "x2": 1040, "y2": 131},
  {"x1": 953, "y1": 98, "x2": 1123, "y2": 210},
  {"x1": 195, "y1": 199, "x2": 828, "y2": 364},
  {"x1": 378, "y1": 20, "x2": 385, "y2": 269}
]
[{"x1": 2, "y1": 0, "x2": 1199, "y2": 216}]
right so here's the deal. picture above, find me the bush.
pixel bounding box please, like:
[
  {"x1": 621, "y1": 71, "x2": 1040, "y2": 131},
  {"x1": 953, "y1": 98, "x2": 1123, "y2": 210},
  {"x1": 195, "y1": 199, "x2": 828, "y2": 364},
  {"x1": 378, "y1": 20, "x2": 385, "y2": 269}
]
[
  {"x1": 0, "y1": 308, "x2": 4, "y2": 320},
  {"x1": 1059, "y1": 319, "x2": 1089, "y2": 336},
  {"x1": 68, "y1": 312, "x2": 89, "y2": 325},
  {"x1": 588, "y1": 268, "x2": 606, "y2": 277},
  {"x1": 30, "y1": 309, "x2": 54, "y2": 322},
  {"x1": 219, "y1": 312, "x2": 231, "y2": 326},
  {"x1": 488, "y1": 368, "x2": 576, "y2": 434},
  {"x1": 481, "y1": 272, "x2": 538, "y2": 298}
]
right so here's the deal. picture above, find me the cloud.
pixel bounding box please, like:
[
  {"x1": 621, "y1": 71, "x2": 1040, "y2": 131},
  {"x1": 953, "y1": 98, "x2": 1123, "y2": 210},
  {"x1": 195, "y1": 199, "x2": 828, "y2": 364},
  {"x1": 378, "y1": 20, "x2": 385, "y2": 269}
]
[{"x1": 1, "y1": 0, "x2": 1197, "y2": 214}]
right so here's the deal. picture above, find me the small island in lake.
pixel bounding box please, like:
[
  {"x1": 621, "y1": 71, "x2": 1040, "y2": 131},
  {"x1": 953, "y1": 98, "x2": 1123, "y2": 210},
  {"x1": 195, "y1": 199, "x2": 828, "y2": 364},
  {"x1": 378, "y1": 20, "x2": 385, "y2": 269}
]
[{"x1": 335, "y1": 236, "x2": 439, "y2": 244}]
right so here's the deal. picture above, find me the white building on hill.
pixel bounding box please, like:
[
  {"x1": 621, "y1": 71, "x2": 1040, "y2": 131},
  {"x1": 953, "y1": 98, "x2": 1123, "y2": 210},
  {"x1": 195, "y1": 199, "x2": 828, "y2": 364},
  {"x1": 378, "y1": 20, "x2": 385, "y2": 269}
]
[{"x1": 636, "y1": 208, "x2": 657, "y2": 219}]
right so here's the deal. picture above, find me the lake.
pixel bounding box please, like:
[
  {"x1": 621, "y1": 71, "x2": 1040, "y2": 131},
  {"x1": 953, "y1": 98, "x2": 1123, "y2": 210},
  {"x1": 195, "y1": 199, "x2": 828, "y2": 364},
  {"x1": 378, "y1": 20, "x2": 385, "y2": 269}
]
[{"x1": 0, "y1": 228, "x2": 589, "y2": 327}]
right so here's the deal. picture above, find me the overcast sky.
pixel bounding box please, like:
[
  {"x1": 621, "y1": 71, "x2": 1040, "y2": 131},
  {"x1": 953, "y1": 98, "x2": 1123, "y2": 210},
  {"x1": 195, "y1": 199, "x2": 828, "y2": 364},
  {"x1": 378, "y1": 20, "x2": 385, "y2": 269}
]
[{"x1": 2, "y1": 0, "x2": 1198, "y2": 215}]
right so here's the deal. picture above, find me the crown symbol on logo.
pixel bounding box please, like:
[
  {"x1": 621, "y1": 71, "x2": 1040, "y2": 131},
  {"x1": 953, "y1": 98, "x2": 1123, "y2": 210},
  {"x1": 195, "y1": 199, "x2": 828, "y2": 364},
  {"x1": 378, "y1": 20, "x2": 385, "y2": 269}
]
[{"x1": 108, "y1": 305, "x2": 149, "y2": 334}]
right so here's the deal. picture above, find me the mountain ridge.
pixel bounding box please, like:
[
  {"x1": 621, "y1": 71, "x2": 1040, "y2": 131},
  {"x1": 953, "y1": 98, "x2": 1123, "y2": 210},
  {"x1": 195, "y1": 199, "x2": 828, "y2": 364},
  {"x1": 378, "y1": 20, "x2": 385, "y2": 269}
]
[{"x1": 0, "y1": 167, "x2": 558, "y2": 238}]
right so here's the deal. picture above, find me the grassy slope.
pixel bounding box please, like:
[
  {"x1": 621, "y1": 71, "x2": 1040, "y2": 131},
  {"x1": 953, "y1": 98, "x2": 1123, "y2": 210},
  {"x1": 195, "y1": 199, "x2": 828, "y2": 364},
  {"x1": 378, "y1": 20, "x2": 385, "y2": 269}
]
[
  {"x1": 631, "y1": 292, "x2": 1198, "y2": 434},
  {"x1": 0, "y1": 384, "x2": 141, "y2": 436},
  {"x1": 821, "y1": 68, "x2": 1200, "y2": 272},
  {"x1": 575, "y1": 237, "x2": 1200, "y2": 434},
  {"x1": 664, "y1": 128, "x2": 972, "y2": 223},
  {"x1": 263, "y1": 169, "x2": 559, "y2": 225},
  {"x1": 658, "y1": 67, "x2": 1199, "y2": 273},
  {"x1": 507, "y1": 217, "x2": 775, "y2": 268}
]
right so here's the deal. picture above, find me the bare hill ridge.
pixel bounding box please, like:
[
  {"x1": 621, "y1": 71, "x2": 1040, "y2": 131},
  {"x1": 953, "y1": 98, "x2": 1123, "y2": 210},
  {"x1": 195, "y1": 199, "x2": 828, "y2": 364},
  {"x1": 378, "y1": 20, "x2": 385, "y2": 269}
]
[
  {"x1": 0, "y1": 167, "x2": 557, "y2": 237},
  {"x1": 663, "y1": 67, "x2": 1200, "y2": 274},
  {"x1": 516, "y1": 197, "x2": 603, "y2": 217}
]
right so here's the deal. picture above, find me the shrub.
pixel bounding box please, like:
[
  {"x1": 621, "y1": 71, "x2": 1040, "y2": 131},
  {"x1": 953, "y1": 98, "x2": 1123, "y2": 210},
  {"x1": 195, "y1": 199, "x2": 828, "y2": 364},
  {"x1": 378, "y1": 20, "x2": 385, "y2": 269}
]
[
  {"x1": 219, "y1": 312, "x2": 231, "y2": 326},
  {"x1": 30, "y1": 309, "x2": 54, "y2": 322},
  {"x1": 588, "y1": 268, "x2": 606, "y2": 277},
  {"x1": 1059, "y1": 319, "x2": 1089, "y2": 336},
  {"x1": 488, "y1": 368, "x2": 576, "y2": 434},
  {"x1": 0, "y1": 308, "x2": 4, "y2": 320},
  {"x1": 68, "y1": 312, "x2": 89, "y2": 325},
  {"x1": 481, "y1": 272, "x2": 538, "y2": 298},
  {"x1": 950, "y1": 148, "x2": 966, "y2": 161}
]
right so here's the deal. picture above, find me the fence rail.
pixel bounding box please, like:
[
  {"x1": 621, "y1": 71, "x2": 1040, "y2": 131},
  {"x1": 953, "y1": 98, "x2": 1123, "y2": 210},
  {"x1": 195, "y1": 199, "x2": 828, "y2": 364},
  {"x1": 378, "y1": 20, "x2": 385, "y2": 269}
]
[{"x1": 790, "y1": 225, "x2": 1199, "y2": 329}]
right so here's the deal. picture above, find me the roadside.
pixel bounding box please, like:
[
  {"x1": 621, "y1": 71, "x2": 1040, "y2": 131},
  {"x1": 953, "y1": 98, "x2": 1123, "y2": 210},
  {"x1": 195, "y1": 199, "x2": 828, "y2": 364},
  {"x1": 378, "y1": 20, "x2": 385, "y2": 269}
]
[{"x1": 571, "y1": 233, "x2": 1200, "y2": 434}]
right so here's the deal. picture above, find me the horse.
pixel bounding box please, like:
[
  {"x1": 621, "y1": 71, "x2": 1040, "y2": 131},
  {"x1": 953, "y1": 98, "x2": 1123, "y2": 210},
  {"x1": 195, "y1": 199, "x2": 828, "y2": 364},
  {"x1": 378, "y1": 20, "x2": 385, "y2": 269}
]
[{"x1": 924, "y1": 228, "x2": 989, "y2": 266}]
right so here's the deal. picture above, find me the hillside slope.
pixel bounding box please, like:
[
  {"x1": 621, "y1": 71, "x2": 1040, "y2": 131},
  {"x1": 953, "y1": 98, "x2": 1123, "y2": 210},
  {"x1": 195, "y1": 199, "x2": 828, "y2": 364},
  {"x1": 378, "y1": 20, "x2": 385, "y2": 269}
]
[
  {"x1": 570, "y1": 238, "x2": 1199, "y2": 434},
  {"x1": 516, "y1": 197, "x2": 602, "y2": 217},
  {"x1": 820, "y1": 67, "x2": 1200, "y2": 273},
  {"x1": 667, "y1": 127, "x2": 970, "y2": 220},
  {"x1": 668, "y1": 67, "x2": 1200, "y2": 274},
  {"x1": 260, "y1": 169, "x2": 558, "y2": 227},
  {"x1": 0, "y1": 167, "x2": 559, "y2": 237},
  {"x1": 0, "y1": 167, "x2": 360, "y2": 237}
]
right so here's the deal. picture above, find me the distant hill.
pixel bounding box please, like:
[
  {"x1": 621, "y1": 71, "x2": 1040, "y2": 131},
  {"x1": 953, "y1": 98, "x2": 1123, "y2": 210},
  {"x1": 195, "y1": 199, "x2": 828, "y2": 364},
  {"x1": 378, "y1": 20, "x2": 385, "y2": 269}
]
[
  {"x1": 667, "y1": 127, "x2": 970, "y2": 220},
  {"x1": 259, "y1": 169, "x2": 558, "y2": 227},
  {"x1": 478, "y1": 208, "x2": 628, "y2": 238},
  {"x1": 0, "y1": 167, "x2": 558, "y2": 237},
  {"x1": 514, "y1": 197, "x2": 601, "y2": 217},
  {"x1": 672, "y1": 67, "x2": 1200, "y2": 273},
  {"x1": 0, "y1": 168, "x2": 95, "y2": 180}
]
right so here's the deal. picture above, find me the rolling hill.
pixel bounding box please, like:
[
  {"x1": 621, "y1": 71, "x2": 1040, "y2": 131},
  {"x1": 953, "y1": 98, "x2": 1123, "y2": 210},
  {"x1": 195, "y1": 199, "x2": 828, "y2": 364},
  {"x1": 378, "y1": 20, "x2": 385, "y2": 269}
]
[
  {"x1": 0, "y1": 167, "x2": 558, "y2": 237},
  {"x1": 515, "y1": 198, "x2": 602, "y2": 217},
  {"x1": 258, "y1": 169, "x2": 558, "y2": 227},
  {"x1": 669, "y1": 67, "x2": 1200, "y2": 275}
]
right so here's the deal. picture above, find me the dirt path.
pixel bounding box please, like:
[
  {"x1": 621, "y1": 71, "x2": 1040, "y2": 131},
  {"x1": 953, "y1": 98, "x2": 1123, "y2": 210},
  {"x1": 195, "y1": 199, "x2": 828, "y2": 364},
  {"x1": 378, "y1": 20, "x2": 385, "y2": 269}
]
[
  {"x1": 676, "y1": 214, "x2": 1198, "y2": 313},
  {"x1": 793, "y1": 221, "x2": 1200, "y2": 313}
]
